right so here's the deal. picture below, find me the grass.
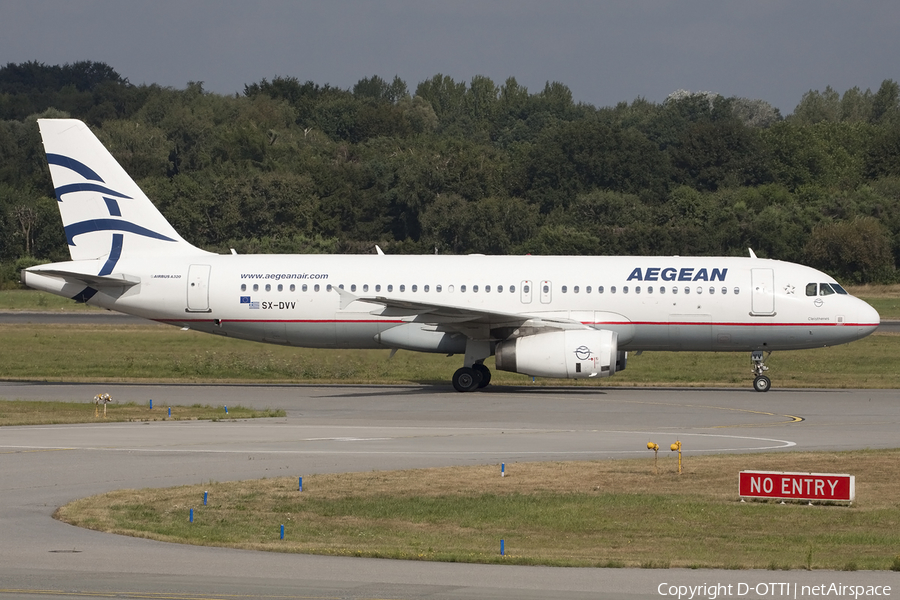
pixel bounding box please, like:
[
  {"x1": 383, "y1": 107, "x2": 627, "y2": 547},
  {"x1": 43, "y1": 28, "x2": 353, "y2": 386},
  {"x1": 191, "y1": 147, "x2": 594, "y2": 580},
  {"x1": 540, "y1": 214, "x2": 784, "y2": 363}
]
[
  {"x1": 0, "y1": 322, "x2": 898, "y2": 388},
  {"x1": 55, "y1": 450, "x2": 900, "y2": 570},
  {"x1": 0, "y1": 399, "x2": 284, "y2": 426},
  {"x1": 0, "y1": 289, "x2": 103, "y2": 311}
]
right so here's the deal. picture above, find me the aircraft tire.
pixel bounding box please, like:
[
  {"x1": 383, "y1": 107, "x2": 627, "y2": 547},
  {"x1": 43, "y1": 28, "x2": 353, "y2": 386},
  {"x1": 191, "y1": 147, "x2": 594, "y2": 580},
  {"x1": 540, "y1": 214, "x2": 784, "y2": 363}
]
[
  {"x1": 472, "y1": 363, "x2": 491, "y2": 388},
  {"x1": 753, "y1": 375, "x2": 771, "y2": 392},
  {"x1": 452, "y1": 367, "x2": 480, "y2": 392}
]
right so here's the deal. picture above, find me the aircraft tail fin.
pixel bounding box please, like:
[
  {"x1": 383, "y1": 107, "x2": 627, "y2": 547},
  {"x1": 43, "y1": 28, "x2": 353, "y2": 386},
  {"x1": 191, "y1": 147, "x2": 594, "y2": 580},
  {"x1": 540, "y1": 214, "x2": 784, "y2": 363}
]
[{"x1": 37, "y1": 119, "x2": 210, "y2": 262}]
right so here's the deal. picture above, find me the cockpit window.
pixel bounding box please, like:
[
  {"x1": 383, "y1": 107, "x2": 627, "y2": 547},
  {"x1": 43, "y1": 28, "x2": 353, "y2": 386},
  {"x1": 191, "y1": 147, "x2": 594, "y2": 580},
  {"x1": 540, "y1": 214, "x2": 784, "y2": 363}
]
[
  {"x1": 805, "y1": 283, "x2": 817, "y2": 297},
  {"x1": 832, "y1": 284, "x2": 849, "y2": 295},
  {"x1": 820, "y1": 283, "x2": 836, "y2": 296}
]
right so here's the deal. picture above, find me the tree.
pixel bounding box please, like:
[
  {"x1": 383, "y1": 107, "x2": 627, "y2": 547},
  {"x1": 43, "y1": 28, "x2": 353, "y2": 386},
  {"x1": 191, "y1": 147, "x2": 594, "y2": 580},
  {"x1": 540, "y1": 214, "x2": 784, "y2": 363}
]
[
  {"x1": 870, "y1": 79, "x2": 900, "y2": 124},
  {"x1": 791, "y1": 86, "x2": 841, "y2": 123},
  {"x1": 803, "y1": 217, "x2": 896, "y2": 283},
  {"x1": 353, "y1": 75, "x2": 407, "y2": 104}
]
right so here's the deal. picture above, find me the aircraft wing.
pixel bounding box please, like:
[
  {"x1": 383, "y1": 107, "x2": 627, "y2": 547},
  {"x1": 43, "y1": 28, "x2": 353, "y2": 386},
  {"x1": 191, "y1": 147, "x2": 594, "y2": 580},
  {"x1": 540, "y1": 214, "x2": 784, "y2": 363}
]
[{"x1": 334, "y1": 287, "x2": 588, "y2": 331}]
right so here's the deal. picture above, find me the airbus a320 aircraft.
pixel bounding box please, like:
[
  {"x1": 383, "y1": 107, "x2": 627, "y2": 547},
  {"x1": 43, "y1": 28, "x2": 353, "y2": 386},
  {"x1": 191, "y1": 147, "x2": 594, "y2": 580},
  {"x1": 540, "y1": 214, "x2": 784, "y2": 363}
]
[{"x1": 23, "y1": 119, "x2": 881, "y2": 392}]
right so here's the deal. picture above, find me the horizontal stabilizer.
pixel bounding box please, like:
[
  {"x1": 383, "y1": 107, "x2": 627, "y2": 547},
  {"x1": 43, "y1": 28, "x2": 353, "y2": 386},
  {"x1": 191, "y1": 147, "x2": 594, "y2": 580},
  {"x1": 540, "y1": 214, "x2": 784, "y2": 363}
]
[{"x1": 25, "y1": 265, "x2": 140, "y2": 289}]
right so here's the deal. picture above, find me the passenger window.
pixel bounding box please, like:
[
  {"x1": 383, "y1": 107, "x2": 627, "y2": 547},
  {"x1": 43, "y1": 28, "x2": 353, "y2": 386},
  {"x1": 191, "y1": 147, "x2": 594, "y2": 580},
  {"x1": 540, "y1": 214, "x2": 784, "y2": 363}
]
[
  {"x1": 375, "y1": 284, "x2": 381, "y2": 292},
  {"x1": 363, "y1": 284, "x2": 369, "y2": 292},
  {"x1": 265, "y1": 284, "x2": 271, "y2": 292},
  {"x1": 497, "y1": 285, "x2": 503, "y2": 293},
  {"x1": 350, "y1": 284, "x2": 356, "y2": 292},
  {"x1": 400, "y1": 284, "x2": 406, "y2": 292},
  {"x1": 241, "y1": 284, "x2": 247, "y2": 292},
  {"x1": 543, "y1": 284, "x2": 550, "y2": 294},
  {"x1": 290, "y1": 284, "x2": 295, "y2": 292},
  {"x1": 660, "y1": 286, "x2": 665, "y2": 295},
  {"x1": 647, "y1": 286, "x2": 652, "y2": 294},
  {"x1": 574, "y1": 286, "x2": 579, "y2": 293},
  {"x1": 672, "y1": 287, "x2": 678, "y2": 294},
  {"x1": 734, "y1": 287, "x2": 740, "y2": 295},
  {"x1": 448, "y1": 285, "x2": 455, "y2": 293},
  {"x1": 388, "y1": 284, "x2": 393, "y2": 292},
  {"x1": 709, "y1": 287, "x2": 714, "y2": 295},
  {"x1": 473, "y1": 285, "x2": 479, "y2": 293},
  {"x1": 684, "y1": 287, "x2": 690, "y2": 294},
  {"x1": 806, "y1": 283, "x2": 818, "y2": 296},
  {"x1": 586, "y1": 286, "x2": 592, "y2": 293},
  {"x1": 302, "y1": 284, "x2": 308, "y2": 292},
  {"x1": 277, "y1": 284, "x2": 283, "y2": 292},
  {"x1": 437, "y1": 285, "x2": 442, "y2": 292},
  {"x1": 424, "y1": 285, "x2": 429, "y2": 292},
  {"x1": 820, "y1": 283, "x2": 835, "y2": 296},
  {"x1": 696, "y1": 287, "x2": 702, "y2": 294},
  {"x1": 461, "y1": 285, "x2": 466, "y2": 292},
  {"x1": 611, "y1": 286, "x2": 617, "y2": 294},
  {"x1": 509, "y1": 285, "x2": 515, "y2": 293},
  {"x1": 523, "y1": 284, "x2": 529, "y2": 293},
  {"x1": 338, "y1": 284, "x2": 344, "y2": 290},
  {"x1": 635, "y1": 286, "x2": 640, "y2": 294},
  {"x1": 623, "y1": 286, "x2": 629, "y2": 294},
  {"x1": 314, "y1": 284, "x2": 320, "y2": 292},
  {"x1": 599, "y1": 286, "x2": 604, "y2": 294},
  {"x1": 253, "y1": 284, "x2": 259, "y2": 292},
  {"x1": 721, "y1": 287, "x2": 726, "y2": 295},
  {"x1": 485, "y1": 285, "x2": 491, "y2": 293},
  {"x1": 562, "y1": 285, "x2": 568, "y2": 293}
]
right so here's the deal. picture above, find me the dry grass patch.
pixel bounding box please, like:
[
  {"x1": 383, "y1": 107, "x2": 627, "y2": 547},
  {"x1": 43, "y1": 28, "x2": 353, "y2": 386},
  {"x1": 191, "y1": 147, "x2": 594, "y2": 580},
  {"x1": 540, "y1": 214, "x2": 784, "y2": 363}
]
[
  {"x1": 57, "y1": 450, "x2": 900, "y2": 569},
  {"x1": 0, "y1": 400, "x2": 284, "y2": 426}
]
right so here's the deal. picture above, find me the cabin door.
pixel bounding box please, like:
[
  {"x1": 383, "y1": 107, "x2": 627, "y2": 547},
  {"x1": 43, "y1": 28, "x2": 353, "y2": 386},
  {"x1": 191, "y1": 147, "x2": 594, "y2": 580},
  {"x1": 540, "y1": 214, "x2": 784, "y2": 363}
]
[{"x1": 186, "y1": 264, "x2": 211, "y2": 312}]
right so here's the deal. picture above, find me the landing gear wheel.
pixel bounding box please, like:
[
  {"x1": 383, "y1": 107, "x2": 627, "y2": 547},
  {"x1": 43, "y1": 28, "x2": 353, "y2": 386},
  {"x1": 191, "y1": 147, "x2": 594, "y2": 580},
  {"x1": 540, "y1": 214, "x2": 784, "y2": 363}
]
[
  {"x1": 753, "y1": 375, "x2": 771, "y2": 393},
  {"x1": 750, "y1": 350, "x2": 772, "y2": 392},
  {"x1": 452, "y1": 367, "x2": 480, "y2": 392},
  {"x1": 472, "y1": 363, "x2": 491, "y2": 388}
]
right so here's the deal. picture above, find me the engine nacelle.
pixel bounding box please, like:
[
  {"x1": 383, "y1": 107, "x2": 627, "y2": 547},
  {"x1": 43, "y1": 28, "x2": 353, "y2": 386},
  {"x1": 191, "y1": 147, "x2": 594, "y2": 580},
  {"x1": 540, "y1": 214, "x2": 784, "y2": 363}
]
[{"x1": 494, "y1": 329, "x2": 619, "y2": 379}]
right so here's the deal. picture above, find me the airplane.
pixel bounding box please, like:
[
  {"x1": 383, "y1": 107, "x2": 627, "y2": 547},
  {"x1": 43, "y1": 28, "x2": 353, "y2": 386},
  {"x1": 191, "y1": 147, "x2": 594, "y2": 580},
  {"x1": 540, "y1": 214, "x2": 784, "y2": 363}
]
[{"x1": 23, "y1": 119, "x2": 881, "y2": 393}]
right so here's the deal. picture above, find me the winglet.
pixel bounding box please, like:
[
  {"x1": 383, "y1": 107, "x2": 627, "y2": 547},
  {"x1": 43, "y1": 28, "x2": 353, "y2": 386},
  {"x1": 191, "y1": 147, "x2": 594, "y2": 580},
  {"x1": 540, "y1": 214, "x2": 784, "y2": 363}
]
[
  {"x1": 375, "y1": 245, "x2": 385, "y2": 256},
  {"x1": 748, "y1": 248, "x2": 758, "y2": 259}
]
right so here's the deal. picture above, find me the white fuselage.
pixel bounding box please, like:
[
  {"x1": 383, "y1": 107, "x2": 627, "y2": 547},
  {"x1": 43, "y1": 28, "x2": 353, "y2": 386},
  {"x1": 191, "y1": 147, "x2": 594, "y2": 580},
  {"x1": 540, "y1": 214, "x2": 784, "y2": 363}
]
[{"x1": 25, "y1": 253, "x2": 881, "y2": 353}]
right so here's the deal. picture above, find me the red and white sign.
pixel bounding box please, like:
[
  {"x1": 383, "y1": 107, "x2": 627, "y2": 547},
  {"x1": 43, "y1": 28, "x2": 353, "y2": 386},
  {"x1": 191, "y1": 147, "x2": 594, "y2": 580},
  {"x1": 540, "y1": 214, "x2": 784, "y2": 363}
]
[{"x1": 739, "y1": 471, "x2": 855, "y2": 502}]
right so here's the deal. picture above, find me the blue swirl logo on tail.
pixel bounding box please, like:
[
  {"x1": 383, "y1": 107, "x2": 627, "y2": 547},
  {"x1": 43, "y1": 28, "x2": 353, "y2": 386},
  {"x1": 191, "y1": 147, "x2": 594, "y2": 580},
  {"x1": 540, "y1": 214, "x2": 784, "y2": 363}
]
[
  {"x1": 48, "y1": 153, "x2": 175, "y2": 301},
  {"x1": 49, "y1": 153, "x2": 176, "y2": 247}
]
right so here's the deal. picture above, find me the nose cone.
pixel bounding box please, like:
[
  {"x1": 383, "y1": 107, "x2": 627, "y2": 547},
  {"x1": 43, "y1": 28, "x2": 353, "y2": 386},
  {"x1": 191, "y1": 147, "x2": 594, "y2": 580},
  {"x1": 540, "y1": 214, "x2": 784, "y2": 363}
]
[{"x1": 856, "y1": 299, "x2": 881, "y2": 340}]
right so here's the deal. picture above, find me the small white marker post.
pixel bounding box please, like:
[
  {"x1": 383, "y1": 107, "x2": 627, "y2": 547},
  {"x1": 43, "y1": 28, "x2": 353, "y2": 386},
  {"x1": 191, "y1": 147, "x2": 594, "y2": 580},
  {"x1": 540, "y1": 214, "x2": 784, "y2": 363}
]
[{"x1": 501, "y1": 463, "x2": 505, "y2": 477}]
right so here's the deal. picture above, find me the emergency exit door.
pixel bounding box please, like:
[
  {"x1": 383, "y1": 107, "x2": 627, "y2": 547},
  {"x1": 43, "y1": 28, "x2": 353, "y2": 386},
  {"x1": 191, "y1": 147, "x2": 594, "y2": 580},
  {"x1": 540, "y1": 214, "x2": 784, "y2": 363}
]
[{"x1": 750, "y1": 268, "x2": 775, "y2": 316}]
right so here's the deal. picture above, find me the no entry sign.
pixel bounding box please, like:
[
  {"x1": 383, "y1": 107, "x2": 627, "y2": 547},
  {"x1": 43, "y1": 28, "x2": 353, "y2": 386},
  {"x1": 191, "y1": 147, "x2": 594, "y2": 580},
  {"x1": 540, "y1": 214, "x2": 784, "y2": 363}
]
[{"x1": 739, "y1": 471, "x2": 855, "y2": 502}]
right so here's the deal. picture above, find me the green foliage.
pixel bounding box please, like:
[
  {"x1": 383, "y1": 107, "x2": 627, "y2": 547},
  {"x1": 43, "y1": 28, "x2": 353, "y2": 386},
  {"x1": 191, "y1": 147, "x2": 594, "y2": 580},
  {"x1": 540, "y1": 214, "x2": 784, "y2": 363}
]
[
  {"x1": 804, "y1": 217, "x2": 896, "y2": 284},
  {"x1": 1, "y1": 62, "x2": 899, "y2": 286}
]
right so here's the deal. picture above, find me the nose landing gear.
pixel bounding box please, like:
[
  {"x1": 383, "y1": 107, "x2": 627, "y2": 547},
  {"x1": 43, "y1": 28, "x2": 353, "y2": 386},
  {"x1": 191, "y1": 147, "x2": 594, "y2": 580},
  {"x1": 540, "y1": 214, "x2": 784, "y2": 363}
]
[{"x1": 751, "y1": 350, "x2": 771, "y2": 392}]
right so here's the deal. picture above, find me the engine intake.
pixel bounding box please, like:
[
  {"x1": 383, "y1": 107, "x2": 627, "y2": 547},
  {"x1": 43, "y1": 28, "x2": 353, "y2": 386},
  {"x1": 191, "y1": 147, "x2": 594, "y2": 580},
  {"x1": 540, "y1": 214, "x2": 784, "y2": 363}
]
[{"x1": 495, "y1": 329, "x2": 620, "y2": 379}]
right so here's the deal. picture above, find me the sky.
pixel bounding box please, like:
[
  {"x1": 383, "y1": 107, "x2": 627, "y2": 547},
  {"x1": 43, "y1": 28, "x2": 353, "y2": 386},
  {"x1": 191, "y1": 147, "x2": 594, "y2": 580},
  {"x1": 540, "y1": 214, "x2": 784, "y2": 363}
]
[{"x1": 2, "y1": 1, "x2": 898, "y2": 115}]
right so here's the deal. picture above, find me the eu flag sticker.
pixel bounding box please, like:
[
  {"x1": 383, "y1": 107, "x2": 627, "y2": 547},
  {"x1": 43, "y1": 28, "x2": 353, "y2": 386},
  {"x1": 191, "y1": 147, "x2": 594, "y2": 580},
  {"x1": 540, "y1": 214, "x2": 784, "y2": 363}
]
[{"x1": 240, "y1": 296, "x2": 251, "y2": 304}]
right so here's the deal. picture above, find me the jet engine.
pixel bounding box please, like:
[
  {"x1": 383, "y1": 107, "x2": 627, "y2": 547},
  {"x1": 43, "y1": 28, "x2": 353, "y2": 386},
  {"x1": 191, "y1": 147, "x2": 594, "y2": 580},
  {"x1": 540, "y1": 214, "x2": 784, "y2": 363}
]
[{"x1": 494, "y1": 329, "x2": 620, "y2": 379}]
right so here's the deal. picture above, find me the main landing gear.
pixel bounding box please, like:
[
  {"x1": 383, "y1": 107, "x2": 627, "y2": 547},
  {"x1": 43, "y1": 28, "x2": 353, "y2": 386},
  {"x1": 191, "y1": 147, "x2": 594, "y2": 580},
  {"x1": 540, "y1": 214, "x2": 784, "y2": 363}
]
[
  {"x1": 452, "y1": 363, "x2": 491, "y2": 392},
  {"x1": 751, "y1": 350, "x2": 771, "y2": 392}
]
